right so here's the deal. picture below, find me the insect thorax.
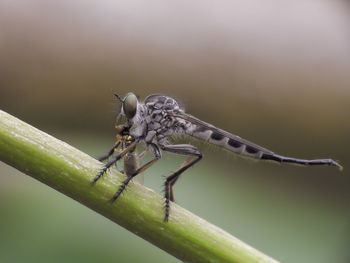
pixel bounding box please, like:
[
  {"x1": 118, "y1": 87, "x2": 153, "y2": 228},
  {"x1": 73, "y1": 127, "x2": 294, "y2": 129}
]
[{"x1": 127, "y1": 95, "x2": 191, "y2": 143}]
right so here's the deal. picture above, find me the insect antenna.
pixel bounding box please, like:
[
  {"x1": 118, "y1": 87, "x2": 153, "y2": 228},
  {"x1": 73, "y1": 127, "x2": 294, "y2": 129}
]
[{"x1": 114, "y1": 92, "x2": 124, "y2": 103}]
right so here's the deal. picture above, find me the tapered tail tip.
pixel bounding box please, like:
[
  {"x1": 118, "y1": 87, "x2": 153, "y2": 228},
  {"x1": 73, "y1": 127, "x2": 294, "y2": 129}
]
[{"x1": 331, "y1": 160, "x2": 343, "y2": 171}]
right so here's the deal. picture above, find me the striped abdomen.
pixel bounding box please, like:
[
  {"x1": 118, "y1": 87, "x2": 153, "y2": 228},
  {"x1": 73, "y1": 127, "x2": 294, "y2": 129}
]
[
  {"x1": 177, "y1": 113, "x2": 342, "y2": 169},
  {"x1": 178, "y1": 114, "x2": 274, "y2": 159},
  {"x1": 189, "y1": 124, "x2": 273, "y2": 159}
]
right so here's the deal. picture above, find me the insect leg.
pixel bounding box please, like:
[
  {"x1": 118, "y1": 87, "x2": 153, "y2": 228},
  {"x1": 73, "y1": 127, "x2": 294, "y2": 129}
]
[
  {"x1": 98, "y1": 141, "x2": 121, "y2": 162},
  {"x1": 160, "y1": 144, "x2": 202, "y2": 222},
  {"x1": 169, "y1": 156, "x2": 194, "y2": 202},
  {"x1": 91, "y1": 141, "x2": 137, "y2": 184},
  {"x1": 110, "y1": 143, "x2": 162, "y2": 202},
  {"x1": 137, "y1": 150, "x2": 147, "y2": 159}
]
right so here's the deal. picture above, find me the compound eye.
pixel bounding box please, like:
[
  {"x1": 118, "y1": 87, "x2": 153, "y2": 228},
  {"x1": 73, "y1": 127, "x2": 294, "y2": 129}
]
[{"x1": 123, "y1": 93, "x2": 138, "y2": 119}]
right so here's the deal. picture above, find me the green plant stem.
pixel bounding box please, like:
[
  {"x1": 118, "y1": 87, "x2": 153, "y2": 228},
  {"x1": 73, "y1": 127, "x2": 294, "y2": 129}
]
[{"x1": 0, "y1": 110, "x2": 279, "y2": 263}]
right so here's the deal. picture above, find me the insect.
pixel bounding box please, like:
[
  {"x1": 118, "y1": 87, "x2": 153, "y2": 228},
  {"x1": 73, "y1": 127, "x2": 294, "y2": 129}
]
[
  {"x1": 92, "y1": 92, "x2": 342, "y2": 222},
  {"x1": 97, "y1": 124, "x2": 145, "y2": 179},
  {"x1": 122, "y1": 146, "x2": 146, "y2": 184}
]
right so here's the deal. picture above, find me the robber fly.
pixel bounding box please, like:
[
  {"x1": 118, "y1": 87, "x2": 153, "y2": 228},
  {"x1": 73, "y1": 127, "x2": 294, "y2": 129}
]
[{"x1": 93, "y1": 93, "x2": 342, "y2": 222}]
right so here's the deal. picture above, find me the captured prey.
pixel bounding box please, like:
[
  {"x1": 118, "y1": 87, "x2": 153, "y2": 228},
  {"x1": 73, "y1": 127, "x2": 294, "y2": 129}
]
[
  {"x1": 92, "y1": 93, "x2": 342, "y2": 222},
  {"x1": 98, "y1": 124, "x2": 146, "y2": 179}
]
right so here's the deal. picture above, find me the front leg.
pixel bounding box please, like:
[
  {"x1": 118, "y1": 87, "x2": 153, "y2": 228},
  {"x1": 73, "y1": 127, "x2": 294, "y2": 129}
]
[
  {"x1": 98, "y1": 141, "x2": 121, "y2": 162},
  {"x1": 91, "y1": 141, "x2": 137, "y2": 184}
]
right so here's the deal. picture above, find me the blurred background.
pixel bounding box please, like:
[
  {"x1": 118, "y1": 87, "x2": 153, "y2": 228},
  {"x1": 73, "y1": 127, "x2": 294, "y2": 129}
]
[{"x1": 0, "y1": 0, "x2": 349, "y2": 262}]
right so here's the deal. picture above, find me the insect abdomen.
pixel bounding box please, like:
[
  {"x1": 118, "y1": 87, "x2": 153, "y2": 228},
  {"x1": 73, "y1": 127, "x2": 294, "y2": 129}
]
[
  {"x1": 177, "y1": 113, "x2": 274, "y2": 159},
  {"x1": 189, "y1": 126, "x2": 269, "y2": 159},
  {"x1": 124, "y1": 153, "x2": 140, "y2": 176}
]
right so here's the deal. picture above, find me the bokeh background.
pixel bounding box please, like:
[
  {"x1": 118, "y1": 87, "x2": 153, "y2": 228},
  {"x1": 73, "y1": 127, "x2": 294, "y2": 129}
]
[{"x1": 1, "y1": 1, "x2": 349, "y2": 262}]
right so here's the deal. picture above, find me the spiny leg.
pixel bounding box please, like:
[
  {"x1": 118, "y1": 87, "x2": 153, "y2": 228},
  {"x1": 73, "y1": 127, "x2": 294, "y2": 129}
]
[
  {"x1": 98, "y1": 141, "x2": 121, "y2": 162},
  {"x1": 110, "y1": 157, "x2": 159, "y2": 201},
  {"x1": 92, "y1": 141, "x2": 137, "y2": 184},
  {"x1": 169, "y1": 156, "x2": 194, "y2": 202},
  {"x1": 110, "y1": 143, "x2": 161, "y2": 202},
  {"x1": 168, "y1": 175, "x2": 179, "y2": 203},
  {"x1": 160, "y1": 144, "x2": 202, "y2": 222}
]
